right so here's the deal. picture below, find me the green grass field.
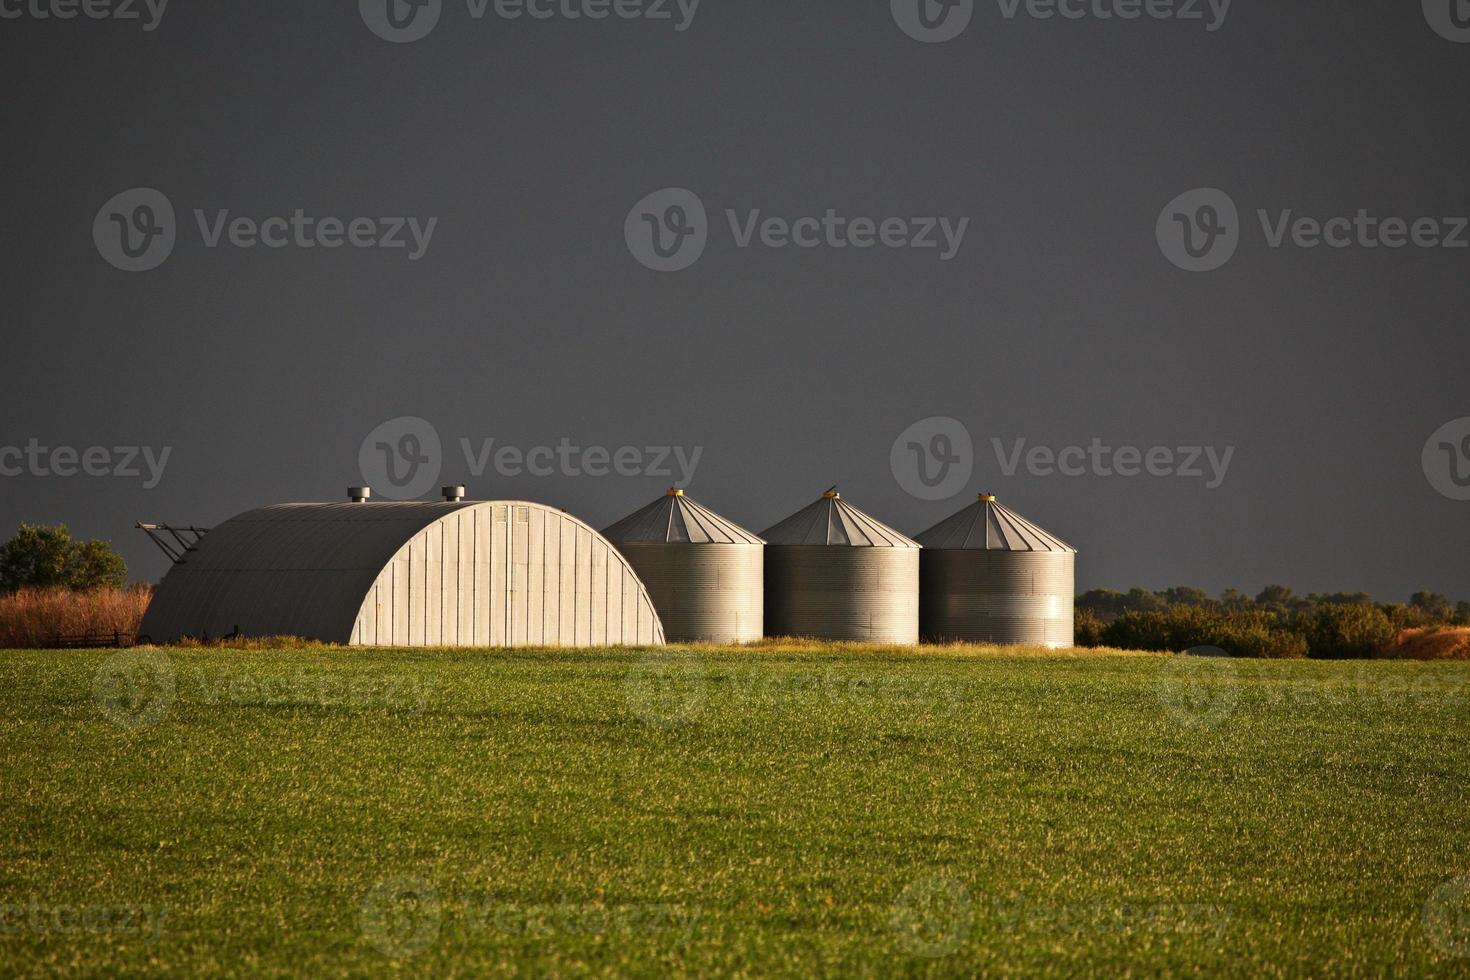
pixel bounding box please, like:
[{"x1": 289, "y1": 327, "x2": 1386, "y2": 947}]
[{"x1": 2, "y1": 645, "x2": 1469, "y2": 977}]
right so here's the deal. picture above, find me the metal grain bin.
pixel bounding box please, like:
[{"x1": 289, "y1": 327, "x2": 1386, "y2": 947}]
[
  {"x1": 916, "y1": 494, "x2": 1076, "y2": 648},
  {"x1": 760, "y1": 490, "x2": 919, "y2": 644},
  {"x1": 604, "y1": 489, "x2": 765, "y2": 644}
]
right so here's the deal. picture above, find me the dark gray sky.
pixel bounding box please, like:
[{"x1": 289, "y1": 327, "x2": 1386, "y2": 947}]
[{"x1": 2, "y1": 0, "x2": 1467, "y2": 600}]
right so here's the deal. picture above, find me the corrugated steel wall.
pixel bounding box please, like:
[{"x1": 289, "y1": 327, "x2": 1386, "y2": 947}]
[
  {"x1": 765, "y1": 546, "x2": 919, "y2": 644},
  {"x1": 615, "y1": 543, "x2": 763, "y2": 644},
  {"x1": 920, "y1": 550, "x2": 1074, "y2": 648},
  {"x1": 350, "y1": 503, "x2": 664, "y2": 647}
]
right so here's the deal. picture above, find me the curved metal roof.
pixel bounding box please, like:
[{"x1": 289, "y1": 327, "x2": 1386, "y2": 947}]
[
  {"x1": 914, "y1": 495, "x2": 1076, "y2": 552},
  {"x1": 760, "y1": 491, "x2": 919, "y2": 548},
  {"x1": 139, "y1": 500, "x2": 666, "y2": 645},
  {"x1": 603, "y1": 489, "x2": 765, "y2": 545}
]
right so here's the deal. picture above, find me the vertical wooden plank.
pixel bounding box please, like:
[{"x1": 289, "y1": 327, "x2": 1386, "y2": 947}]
[
  {"x1": 411, "y1": 531, "x2": 427, "y2": 646},
  {"x1": 605, "y1": 554, "x2": 623, "y2": 644},
  {"x1": 363, "y1": 581, "x2": 378, "y2": 646},
  {"x1": 458, "y1": 511, "x2": 473, "y2": 647},
  {"x1": 442, "y1": 516, "x2": 459, "y2": 646},
  {"x1": 575, "y1": 526, "x2": 592, "y2": 646},
  {"x1": 510, "y1": 506, "x2": 530, "y2": 646},
  {"x1": 374, "y1": 579, "x2": 384, "y2": 645},
  {"x1": 425, "y1": 522, "x2": 442, "y2": 646},
  {"x1": 527, "y1": 507, "x2": 544, "y2": 646},
  {"x1": 491, "y1": 508, "x2": 507, "y2": 646},
  {"x1": 542, "y1": 515, "x2": 560, "y2": 644},
  {"x1": 393, "y1": 554, "x2": 409, "y2": 646},
  {"x1": 558, "y1": 516, "x2": 576, "y2": 644},
  {"x1": 475, "y1": 507, "x2": 490, "y2": 646},
  {"x1": 622, "y1": 568, "x2": 639, "y2": 647},
  {"x1": 590, "y1": 541, "x2": 607, "y2": 646}
]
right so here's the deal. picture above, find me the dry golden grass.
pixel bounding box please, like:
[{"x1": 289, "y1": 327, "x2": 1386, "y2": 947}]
[
  {"x1": 0, "y1": 586, "x2": 151, "y2": 648},
  {"x1": 685, "y1": 636, "x2": 1156, "y2": 658},
  {"x1": 1382, "y1": 627, "x2": 1470, "y2": 660}
]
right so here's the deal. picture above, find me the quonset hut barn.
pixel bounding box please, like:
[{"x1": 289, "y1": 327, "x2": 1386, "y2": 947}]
[
  {"x1": 603, "y1": 488, "x2": 765, "y2": 644},
  {"x1": 915, "y1": 494, "x2": 1076, "y2": 648},
  {"x1": 139, "y1": 492, "x2": 665, "y2": 647},
  {"x1": 761, "y1": 490, "x2": 920, "y2": 644}
]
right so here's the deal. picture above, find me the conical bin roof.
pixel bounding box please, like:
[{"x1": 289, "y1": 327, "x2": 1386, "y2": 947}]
[
  {"x1": 914, "y1": 494, "x2": 1075, "y2": 552},
  {"x1": 761, "y1": 490, "x2": 919, "y2": 548},
  {"x1": 604, "y1": 489, "x2": 765, "y2": 545}
]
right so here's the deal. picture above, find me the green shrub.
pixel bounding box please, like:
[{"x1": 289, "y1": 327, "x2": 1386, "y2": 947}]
[
  {"x1": 1298, "y1": 604, "x2": 1396, "y2": 659},
  {"x1": 0, "y1": 524, "x2": 127, "y2": 594},
  {"x1": 1073, "y1": 608, "x2": 1105, "y2": 647},
  {"x1": 1209, "y1": 616, "x2": 1308, "y2": 659},
  {"x1": 1100, "y1": 607, "x2": 1307, "y2": 658}
]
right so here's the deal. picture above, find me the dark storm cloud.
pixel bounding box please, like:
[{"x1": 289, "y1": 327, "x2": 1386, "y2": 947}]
[{"x1": 1, "y1": 0, "x2": 1466, "y2": 600}]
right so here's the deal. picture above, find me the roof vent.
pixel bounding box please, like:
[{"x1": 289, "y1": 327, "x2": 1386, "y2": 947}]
[
  {"x1": 348, "y1": 486, "x2": 371, "y2": 503},
  {"x1": 442, "y1": 486, "x2": 466, "y2": 502}
]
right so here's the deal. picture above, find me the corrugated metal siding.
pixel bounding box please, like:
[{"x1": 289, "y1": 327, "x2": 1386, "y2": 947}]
[
  {"x1": 920, "y1": 551, "x2": 1074, "y2": 648},
  {"x1": 140, "y1": 501, "x2": 665, "y2": 647},
  {"x1": 615, "y1": 542, "x2": 764, "y2": 644},
  {"x1": 764, "y1": 546, "x2": 918, "y2": 644}
]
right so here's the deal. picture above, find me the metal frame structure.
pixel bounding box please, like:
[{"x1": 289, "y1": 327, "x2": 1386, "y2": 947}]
[{"x1": 136, "y1": 522, "x2": 211, "y2": 565}]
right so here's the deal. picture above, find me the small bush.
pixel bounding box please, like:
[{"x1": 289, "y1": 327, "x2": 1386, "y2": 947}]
[
  {"x1": 1210, "y1": 617, "x2": 1308, "y2": 659},
  {"x1": 0, "y1": 524, "x2": 127, "y2": 594},
  {"x1": 1298, "y1": 604, "x2": 1396, "y2": 659},
  {"x1": 1073, "y1": 609, "x2": 1105, "y2": 648},
  {"x1": 1100, "y1": 607, "x2": 1307, "y2": 658}
]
